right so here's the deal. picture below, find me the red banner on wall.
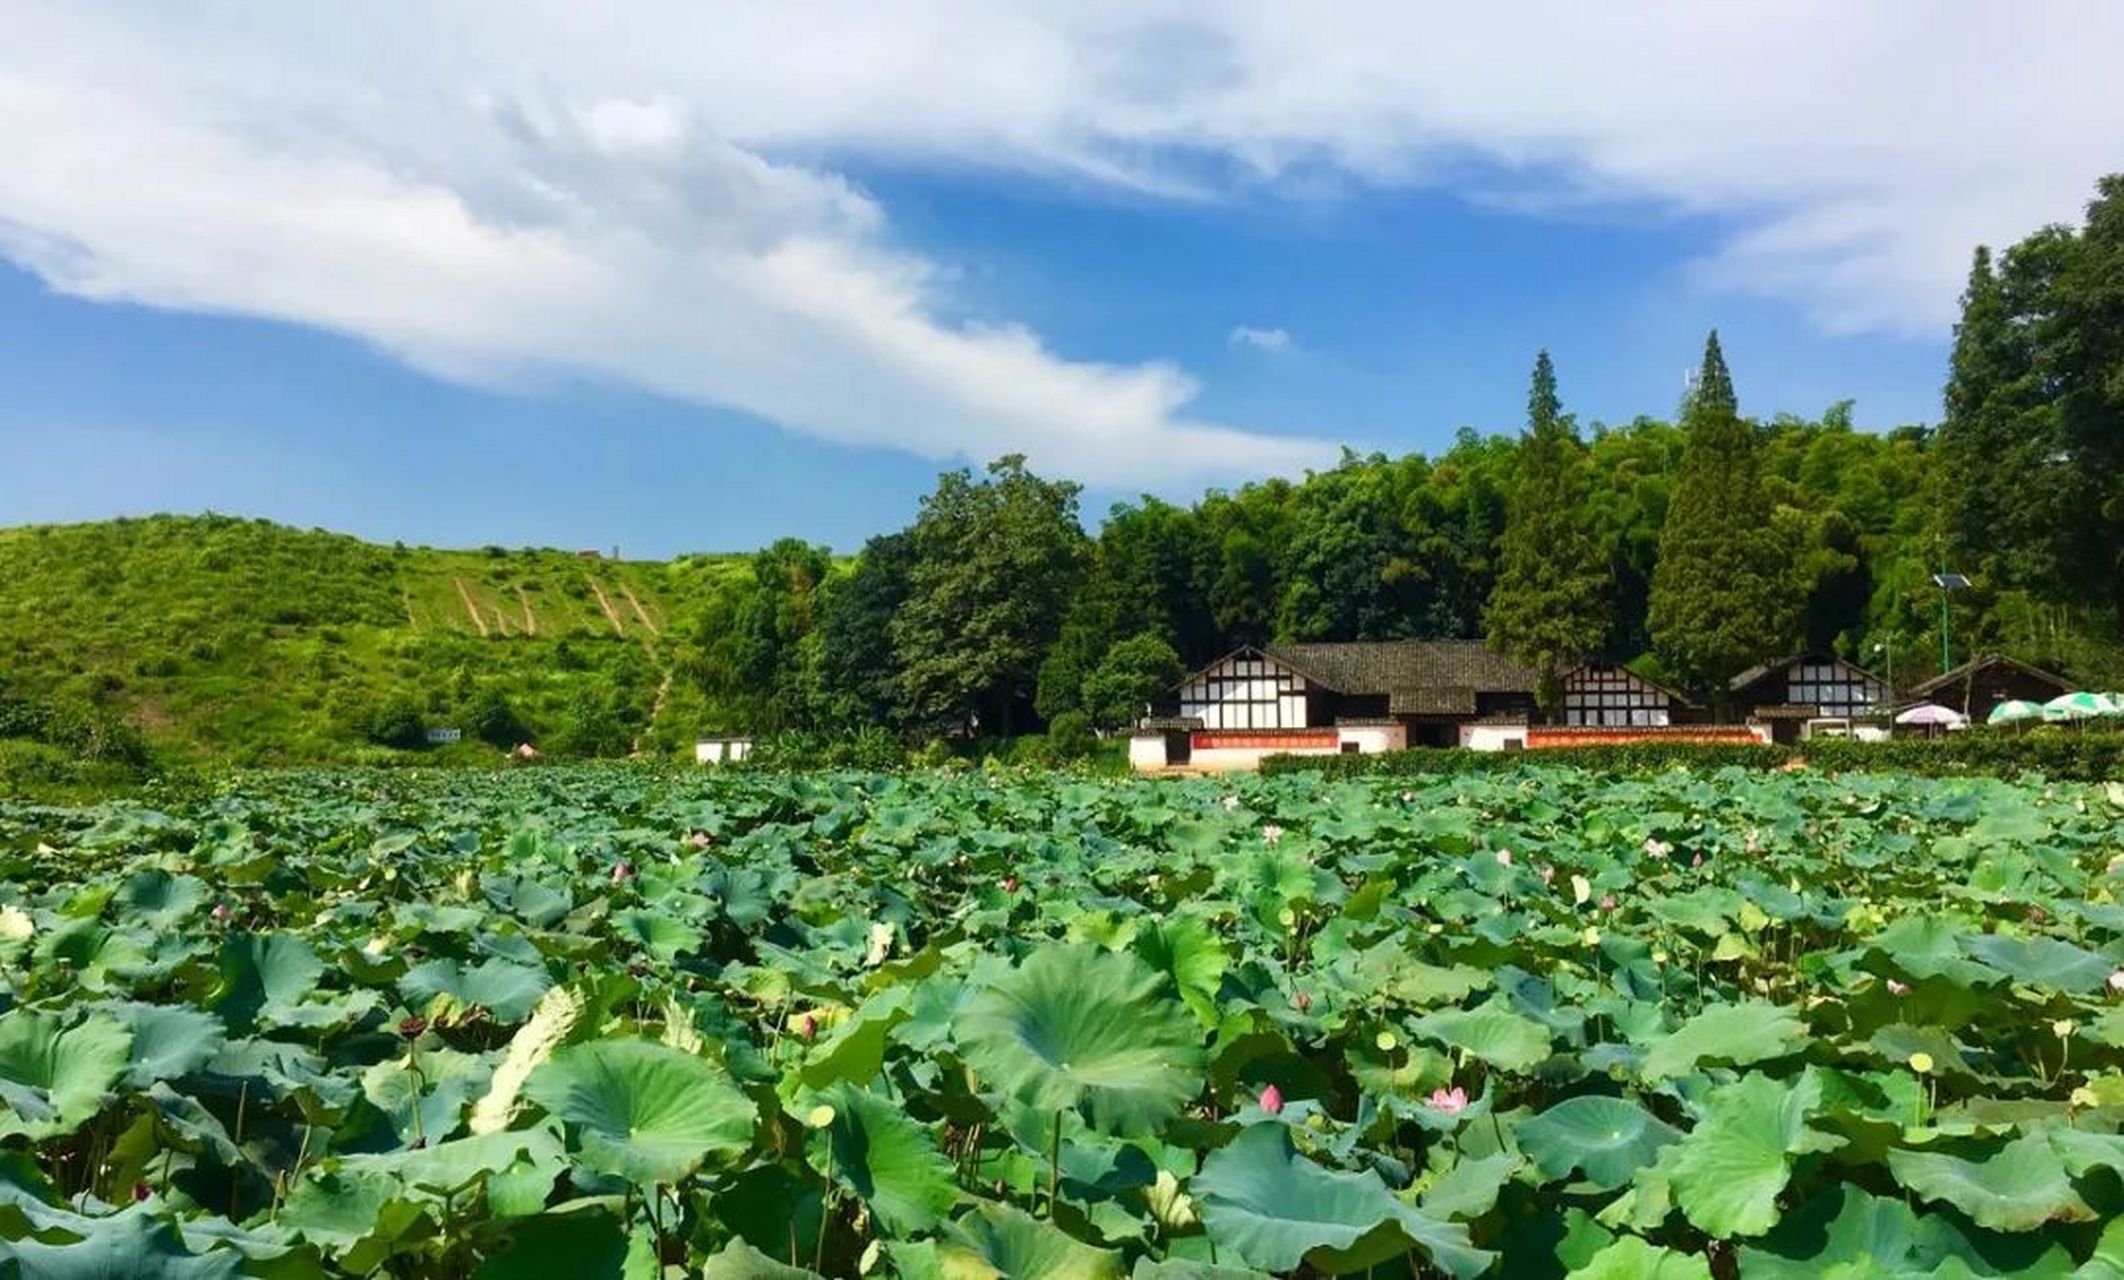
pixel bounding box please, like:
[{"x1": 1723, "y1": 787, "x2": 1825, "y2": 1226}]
[{"x1": 1193, "y1": 731, "x2": 1339, "y2": 751}]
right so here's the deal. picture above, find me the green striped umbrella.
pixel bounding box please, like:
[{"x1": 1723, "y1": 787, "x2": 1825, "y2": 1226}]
[
  {"x1": 1987, "y1": 700, "x2": 2044, "y2": 726},
  {"x1": 2043, "y1": 692, "x2": 2111, "y2": 721}
]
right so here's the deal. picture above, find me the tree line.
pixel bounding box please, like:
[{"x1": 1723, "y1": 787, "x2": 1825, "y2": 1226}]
[{"x1": 684, "y1": 175, "x2": 2124, "y2": 739}]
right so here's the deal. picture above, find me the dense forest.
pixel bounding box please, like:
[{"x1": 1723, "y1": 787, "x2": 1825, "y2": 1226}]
[
  {"x1": 693, "y1": 175, "x2": 2124, "y2": 740},
  {"x1": 4, "y1": 176, "x2": 2121, "y2": 770}
]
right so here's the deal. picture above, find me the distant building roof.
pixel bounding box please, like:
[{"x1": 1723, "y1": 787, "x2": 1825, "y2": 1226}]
[
  {"x1": 1910, "y1": 653, "x2": 2073, "y2": 699},
  {"x1": 1263, "y1": 640, "x2": 1537, "y2": 698}
]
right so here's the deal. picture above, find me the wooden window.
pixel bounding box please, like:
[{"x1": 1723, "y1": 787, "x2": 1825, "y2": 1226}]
[
  {"x1": 1562, "y1": 666, "x2": 1671, "y2": 727},
  {"x1": 1178, "y1": 654, "x2": 1311, "y2": 730}
]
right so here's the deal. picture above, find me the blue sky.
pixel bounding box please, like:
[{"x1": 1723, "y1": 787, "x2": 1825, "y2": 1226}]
[{"x1": 2, "y1": 6, "x2": 2115, "y2": 556}]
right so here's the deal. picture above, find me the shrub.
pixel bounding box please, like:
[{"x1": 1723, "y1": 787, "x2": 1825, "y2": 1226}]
[
  {"x1": 1046, "y1": 711, "x2": 1096, "y2": 762},
  {"x1": 1260, "y1": 729, "x2": 2124, "y2": 782},
  {"x1": 363, "y1": 697, "x2": 428, "y2": 750}
]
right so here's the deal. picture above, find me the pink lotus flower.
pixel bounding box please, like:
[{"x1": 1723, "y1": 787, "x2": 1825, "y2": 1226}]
[
  {"x1": 1691, "y1": 853, "x2": 1704, "y2": 868},
  {"x1": 1221, "y1": 795, "x2": 1241, "y2": 811},
  {"x1": 799, "y1": 1014, "x2": 817, "y2": 1041},
  {"x1": 1643, "y1": 838, "x2": 1670, "y2": 858},
  {"x1": 1427, "y1": 1085, "x2": 1469, "y2": 1116},
  {"x1": 1539, "y1": 865, "x2": 1555, "y2": 884},
  {"x1": 689, "y1": 831, "x2": 711, "y2": 848},
  {"x1": 1260, "y1": 1084, "x2": 1284, "y2": 1115},
  {"x1": 210, "y1": 903, "x2": 232, "y2": 923},
  {"x1": 1294, "y1": 990, "x2": 1313, "y2": 1013},
  {"x1": 1600, "y1": 894, "x2": 1617, "y2": 912},
  {"x1": 1495, "y1": 849, "x2": 1513, "y2": 867},
  {"x1": 611, "y1": 861, "x2": 632, "y2": 883},
  {"x1": 1001, "y1": 877, "x2": 1018, "y2": 894},
  {"x1": 1887, "y1": 979, "x2": 1911, "y2": 997},
  {"x1": 1262, "y1": 824, "x2": 1285, "y2": 845}
]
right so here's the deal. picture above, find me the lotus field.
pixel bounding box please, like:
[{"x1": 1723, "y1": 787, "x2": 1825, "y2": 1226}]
[{"x1": 5, "y1": 766, "x2": 2124, "y2": 1276}]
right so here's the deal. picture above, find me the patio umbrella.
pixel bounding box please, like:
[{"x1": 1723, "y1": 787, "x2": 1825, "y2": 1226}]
[
  {"x1": 2043, "y1": 692, "x2": 2111, "y2": 721},
  {"x1": 1895, "y1": 703, "x2": 1967, "y2": 728},
  {"x1": 1987, "y1": 700, "x2": 2044, "y2": 726}
]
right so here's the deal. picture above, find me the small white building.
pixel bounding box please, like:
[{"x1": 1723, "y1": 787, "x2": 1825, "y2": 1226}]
[{"x1": 695, "y1": 737, "x2": 754, "y2": 765}]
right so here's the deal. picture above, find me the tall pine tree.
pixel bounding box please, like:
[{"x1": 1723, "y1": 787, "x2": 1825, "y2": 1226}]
[
  {"x1": 1484, "y1": 350, "x2": 1608, "y2": 716},
  {"x1": 1647, "y1": 332, "x2": 1804, "y2": 713}
]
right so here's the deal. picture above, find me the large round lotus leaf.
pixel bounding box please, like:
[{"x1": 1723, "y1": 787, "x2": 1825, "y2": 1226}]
[
  {"x1": 956, "y1": 943, "x2": 1204, "y2": 1135},
  {"x1": 1669, "y1": 1072, "x2": 1840, "y2": 1238},
  {"x1": 0, "y1": 1009, "x2": 132, "y2": 1141},
  {"x1": 210, "y1": 933, "x2": 324, "y2": 1033},
  {"x1": 1194, "y1": 1124, "x2": 1491, "y2": 1277},
  {"x1": 942, "y1": 1201, "x2": 1122, "y2": 1280},
  {"x1": 1887, "y1": 1132, "x2": 2094, "y2": 1233},
  {"x1": 1565, "y1": 1235, "x2": 1710, "y2": 1279},
  {"x1": 115, "y1": 869, "x2": 210, "y2": 929},
  {"x1": 0, "y1": 1210, "x2": 243, "y2": 1279},
  {"x1": 97, "y1": 1002, "x2": 226, "y2": 1089},
  {"x1": 813, "y1": 1082, "x2": 958, "y2": 1236},
  {"x1": 399, "y1": 957, "x2": 553, "y2": 1023},
  {"x1": 1638, "y1": 1001, "x2": 1804, "y2": 1081},
  {"x1": 1516, "y1": 1096, "x2": 1682, "y2": 1191},
  {"x1": 525, "y1": 1039, "x2": 755, "y2": 1185},
  {"x1": 1411, "y1": 1005, "x2": 1551, "y2": 1072}
]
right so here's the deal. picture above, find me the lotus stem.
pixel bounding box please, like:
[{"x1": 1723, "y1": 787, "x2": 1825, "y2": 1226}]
[{"x1": 1048, "y1": 1109, "x2": 1062, "y2": 1218}]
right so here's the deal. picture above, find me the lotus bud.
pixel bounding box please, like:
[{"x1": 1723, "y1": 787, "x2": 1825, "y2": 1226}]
[
  {"x1": 611, "y1": 861, "x2": 632, "y2": 883},
  {"x1": 1259, "y1": 1084, "x2": 1284, "y2": 1116},
  {"x1": 397, "y1": 1015, "x2": 429, "y2": 1038},
  {"x1": 211, "y1": 903, "x2": 232, "y2": 923},
  {"x1": 1691, "y1": 853, "x2": 1704, "y2": 868},
  {"x1": 800, "y1": 1014, "x2": 817, "y2": 1041},
  {"x1": 132, "y1": 1182, "x2": 150, "y2": 1203},
  {"x1": 1600, "y1": 894, "x2": 1617, "y2": 912},
  {"x1": 1294, "y1": 990, "x2": 1312, "y2": 1013},
  {"x1": 1427, "y1": 1085, "x2": 1468, "y2": 1116},
  {"x1": 1001, "y1": 876, "x2": 1018, "y2": 894},
  {"x1": 1495, "y1": 849, "x2": 1512, "y2": 866},
  {"x1": 1887, "y1": 979, "x2": 1911, "y2": 997}
]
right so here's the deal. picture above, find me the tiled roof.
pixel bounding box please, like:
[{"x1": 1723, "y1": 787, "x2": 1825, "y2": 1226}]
[
  {"x1": 1910, "y1": 653, "x2": 2073, "y2": 698},
  {"x1": 1263, "y1": 640, "x2": 1537, "y2": 698}
]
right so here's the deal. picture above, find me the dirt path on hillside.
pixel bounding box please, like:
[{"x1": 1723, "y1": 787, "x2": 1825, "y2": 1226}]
[
  {"x1": 632, "y1": 666, "x2": 674, "y2": 757},
  {"x1": 491, "y1": 605, "x2": 512, "y2": 637},
  {"x1": 516, "y1": 587, "x2": 537, "y2": 636},
  {"x1": 402, "y1": 591, "x2": 420, "y2": 632},
  {"x1": 620, "y1": 583, "x2": 659, "y2": 635},
  {"x1": 454, "y1": 578, "x2": 490, "y2": 637},
  {"x1": 586, "y1": 576, "x2": 627, "y2": 635}
]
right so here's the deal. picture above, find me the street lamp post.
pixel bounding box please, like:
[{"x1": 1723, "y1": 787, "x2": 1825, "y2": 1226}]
[{"x1": 1932, "y1": 567, "x2": 1970, "y2": 673}]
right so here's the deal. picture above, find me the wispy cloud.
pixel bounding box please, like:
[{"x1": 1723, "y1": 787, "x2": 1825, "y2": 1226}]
[
  {"x1": 1, "y1": 3, "x2": 2117, "y2": 477},
  {"x1": 1228, "y1": 326, "x2": 1293, "y2": 353}
]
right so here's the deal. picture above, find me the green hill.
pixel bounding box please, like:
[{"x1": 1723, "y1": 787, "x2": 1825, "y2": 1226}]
[{"x1": 0, "y1": 514, "x2": 749, "y2": 765}]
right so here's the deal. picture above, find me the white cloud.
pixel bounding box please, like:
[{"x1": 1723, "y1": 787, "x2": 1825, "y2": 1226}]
[
  {"x1": 2, "y1": 3, "x2": 2118, "y2": 477},
  {"x1": 1229, "y1": 326, "x2": 1293, "y2": 353}
]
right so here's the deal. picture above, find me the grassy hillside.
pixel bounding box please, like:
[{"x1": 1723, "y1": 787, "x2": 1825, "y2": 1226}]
[{"x1": 0, "y1": 514, "x2": 750, "y2": 764}]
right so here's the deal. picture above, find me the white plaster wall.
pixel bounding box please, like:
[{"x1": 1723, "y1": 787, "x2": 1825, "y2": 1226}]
[
  {"x1": 1128, "y1": 736, "x2": 1169, "y2": 772},
  {"x1": 1336, "y1": 724, "x2": 1406, "y2": 753},
  {"x1": 1460, "y1": 723, "x2": 1531, "y2": 752},
  {"x1": 1190, "y1": 745, "x2": 1339, "y2": 772}
]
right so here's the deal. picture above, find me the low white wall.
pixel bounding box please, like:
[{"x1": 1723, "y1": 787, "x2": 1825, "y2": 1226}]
[
  {"x1": 1337, "y1": 723, "x2": 1406, "y2": 753},
  {"x1": 695, "y1": 739, "x2": 753, "y2": 764},
  {"x1": 1460, "y1": 723, "x2": 1531, "y2": 752},
  {"x1": 1128, "y1": 736, "x2": 1169, "y2": 771},
  {"x1": 1191, "y1": 745, "x2": 1338, "y2": 772}
]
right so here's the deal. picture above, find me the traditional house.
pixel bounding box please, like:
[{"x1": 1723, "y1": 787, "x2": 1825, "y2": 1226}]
[
  {"x1": 1132, "y1": 640, "x2": 1539, "y2": 770},
  {"x1": 1559, "y1": 664, "x2": 1694, "y2": 728},
  {"x1": 1728, "y1": 652, "x2": 1892, "y2": 743},
  {"x1": 1909, "y1": 654, "x2": 2073, "y2": 719}
]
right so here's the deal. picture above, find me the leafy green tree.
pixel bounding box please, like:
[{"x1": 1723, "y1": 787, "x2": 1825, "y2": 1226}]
[
  {"x1": 810, "y1": 532, "x2": 915, "y2": 729},
  {"x1": 465, "y1": 687, "x2": 526, "y2": 748},
  {"x1": 892, "y1": 457, "x2": 1091, "y2": 736},
  {"x1": 689, "y1": 538, "x2": 830, "y2": 733},
  {"x1": 1484, "y1": 351, "x2": 1609, "y2": 714},
  {"x1": 1079, "y1": 634, "x2": 1185, "y2": 731},
  {"x1": 1647, "y1": 333, "x2": 1805, "y2": 710},
  {"x1": 364, "y1": 697, "x2": 426, "y2": 750}
]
